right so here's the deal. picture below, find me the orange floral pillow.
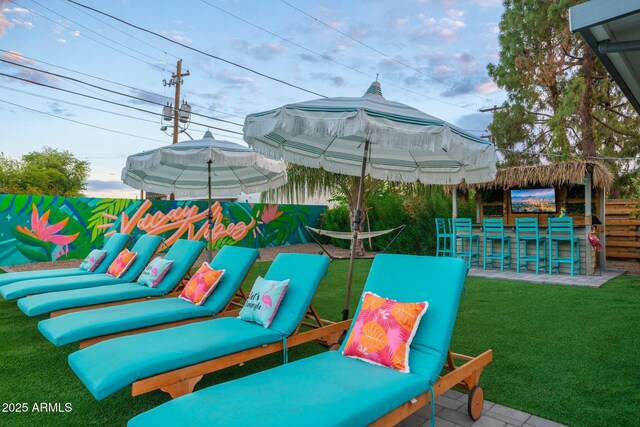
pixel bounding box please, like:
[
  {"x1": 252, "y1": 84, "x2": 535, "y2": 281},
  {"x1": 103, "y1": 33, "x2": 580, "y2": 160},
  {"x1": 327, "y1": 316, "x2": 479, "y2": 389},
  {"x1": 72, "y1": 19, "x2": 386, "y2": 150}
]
[
  {"x1": 106, "y1": 249, "x2": 137, "y2": 278},
  {"x1": 179, "y1": 263, "x2": 225, "y2": 305},
  {"x1": 342, "y1": 292, "x2": 428, "y2": 373}
]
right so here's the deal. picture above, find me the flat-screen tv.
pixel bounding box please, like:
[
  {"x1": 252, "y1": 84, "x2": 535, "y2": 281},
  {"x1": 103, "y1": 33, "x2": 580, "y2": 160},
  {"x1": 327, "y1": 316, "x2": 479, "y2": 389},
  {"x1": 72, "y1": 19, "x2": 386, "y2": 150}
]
[{"x1": 510, "y1": 188, "x2": 557, "y2": 213}]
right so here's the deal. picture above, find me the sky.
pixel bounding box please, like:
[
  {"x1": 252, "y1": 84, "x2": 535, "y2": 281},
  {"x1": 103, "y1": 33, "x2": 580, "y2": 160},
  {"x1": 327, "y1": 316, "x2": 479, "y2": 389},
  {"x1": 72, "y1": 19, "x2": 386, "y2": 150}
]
[{"x1": 0, "y1": 0, "x2": 506, "y2": 199}]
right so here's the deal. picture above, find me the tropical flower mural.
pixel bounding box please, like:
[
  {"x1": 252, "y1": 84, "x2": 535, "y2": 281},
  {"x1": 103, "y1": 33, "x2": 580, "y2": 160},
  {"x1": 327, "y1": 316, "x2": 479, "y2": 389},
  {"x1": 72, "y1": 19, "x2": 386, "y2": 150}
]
[
  {"x1": 0, "y1": 194, "x2": 325, "y2": 267},
  {"x1": 11, "y1": 204, "x2": 79, "y2": 262}
]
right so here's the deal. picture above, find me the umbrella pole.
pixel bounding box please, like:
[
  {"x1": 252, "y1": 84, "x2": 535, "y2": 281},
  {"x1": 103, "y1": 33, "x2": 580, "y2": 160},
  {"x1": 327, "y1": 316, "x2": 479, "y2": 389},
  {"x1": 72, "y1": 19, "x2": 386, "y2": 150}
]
[
  {"x1": 207, "y1": 159, "x2": 213, "y2": 261},
  {"x1": 343, "y1": 139, "x2": 370, "y2": 321}
]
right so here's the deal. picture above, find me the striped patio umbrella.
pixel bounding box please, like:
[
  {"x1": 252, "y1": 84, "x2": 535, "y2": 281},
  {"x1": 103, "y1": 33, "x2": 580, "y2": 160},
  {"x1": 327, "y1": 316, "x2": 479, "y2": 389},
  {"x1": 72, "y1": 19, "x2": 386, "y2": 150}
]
[
  {"x1": 122, "y1": 130, "x2": 287, "y2": 258},
  {"x1": 244, "y1": 82, "x2": 497, "y2": 320}
]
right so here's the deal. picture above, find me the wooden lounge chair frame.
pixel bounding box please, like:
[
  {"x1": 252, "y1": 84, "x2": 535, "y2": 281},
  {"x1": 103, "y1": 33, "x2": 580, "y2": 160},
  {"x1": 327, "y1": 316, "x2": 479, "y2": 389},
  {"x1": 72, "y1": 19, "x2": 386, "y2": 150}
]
[
  {"x1": 53, "y1": 252, "x2": 260, "y2": 320},
  {"x1": 76, "y1": 288, "x2": 249, "y2": 349},
  {"x1": 130, "y1": 308, "x2": 351, "y2": 399},
  {"x1": 48, "y1": 267, "x2": 198, "y2": 318},
  {"x1": 371, "y1": 348, "x2": 493, "y2": 425}
]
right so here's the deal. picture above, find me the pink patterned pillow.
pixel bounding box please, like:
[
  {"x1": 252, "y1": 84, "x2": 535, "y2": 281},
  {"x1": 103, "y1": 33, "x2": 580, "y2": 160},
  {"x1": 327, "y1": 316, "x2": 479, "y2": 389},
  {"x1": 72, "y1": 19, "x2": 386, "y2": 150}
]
[
  {"x1": 342, "y1": 292, "x2": 428, "y2": 373},
  {"x1": 106, "y1": 249, "x2": 137, "y2": 278},
  {"x1": 179, "y1": 263, "x2": 225, "y2": 305}
]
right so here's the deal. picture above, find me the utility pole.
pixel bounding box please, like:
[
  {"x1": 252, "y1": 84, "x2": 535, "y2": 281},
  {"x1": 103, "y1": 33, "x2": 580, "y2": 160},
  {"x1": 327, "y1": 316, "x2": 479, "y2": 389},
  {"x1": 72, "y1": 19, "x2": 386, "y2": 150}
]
[
  {"x1": 164, "y1": 59, "x2": 190, "y2": 145},
  {"x1": 479, "y1": 105, "x2": 504, "y2": 144},
  {"x1": 162, "y1": 59, "x2": 190, "y2": 199}
]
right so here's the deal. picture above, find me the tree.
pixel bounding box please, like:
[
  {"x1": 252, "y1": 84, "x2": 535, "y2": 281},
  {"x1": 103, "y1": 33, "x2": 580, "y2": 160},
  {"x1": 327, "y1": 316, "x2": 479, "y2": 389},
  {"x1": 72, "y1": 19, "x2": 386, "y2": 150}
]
[
  {"x1": 0, "y1": 147, "x2": 90, "y2": 196},
  {"x1": 0, "y1": 154, "x2": 22, "y2": 194},
  {"x1": 265, "y1": 164, "x2": 446, "y2": 256},
  {"x1": 266, "y1": 164, "x2": 383, "y2": 256},
  {"x1": 487, "y1": 0, "x2": 640, "y2": 197}
]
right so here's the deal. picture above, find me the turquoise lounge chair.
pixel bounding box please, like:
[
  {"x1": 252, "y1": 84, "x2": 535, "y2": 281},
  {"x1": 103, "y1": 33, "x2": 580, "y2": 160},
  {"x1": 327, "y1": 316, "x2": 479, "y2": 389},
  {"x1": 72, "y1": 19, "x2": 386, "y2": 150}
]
[
  {"x1": 0, "y1": 233, "x2": 130, "y2": 288},
  {"x1": 68, "y1": 253, "x2": 347, "y2": 401},
  {"x1": 38, "y1": 245, "x2": 259, "y2": 347},
  {"x1": 128, "y1": 255, "x2": 493, "y2": 427},
  {"x1": 17, "y1": 239, "x2": 205, "y2": 317},
  {"x1": 0, "y1": 235, "x2": 162, "y2": 300}
]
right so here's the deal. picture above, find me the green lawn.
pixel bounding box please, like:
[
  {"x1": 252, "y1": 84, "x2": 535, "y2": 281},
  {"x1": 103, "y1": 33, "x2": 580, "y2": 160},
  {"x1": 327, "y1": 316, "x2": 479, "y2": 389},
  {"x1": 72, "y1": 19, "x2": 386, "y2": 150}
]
[{"x1": 0, "y1": 260, "x2": 639, "y2": 426}]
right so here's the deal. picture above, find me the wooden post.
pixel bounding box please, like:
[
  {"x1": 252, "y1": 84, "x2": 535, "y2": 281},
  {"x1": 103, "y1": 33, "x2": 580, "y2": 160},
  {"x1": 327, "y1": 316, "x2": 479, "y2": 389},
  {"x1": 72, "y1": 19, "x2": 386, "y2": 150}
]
[
  {"x1": 584, "y1": 172, "x2": 593, "y2": 275},
  {"x1": 599, "y1": 187, "x2": 607, "y2": 270},
  {"x1": 452, "y1": 187, "x2": 458, "y2": 218},
  {"x1": 452, "y1": 187, "x2": 458, "y2": 258}
]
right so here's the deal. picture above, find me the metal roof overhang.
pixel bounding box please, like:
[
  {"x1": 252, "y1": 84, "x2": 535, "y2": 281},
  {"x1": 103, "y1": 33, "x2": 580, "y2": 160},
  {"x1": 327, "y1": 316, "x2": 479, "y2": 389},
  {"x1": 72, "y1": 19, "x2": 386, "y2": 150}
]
[{"x1": 570, "y1": 0, "x2": 640, "y2": 114}]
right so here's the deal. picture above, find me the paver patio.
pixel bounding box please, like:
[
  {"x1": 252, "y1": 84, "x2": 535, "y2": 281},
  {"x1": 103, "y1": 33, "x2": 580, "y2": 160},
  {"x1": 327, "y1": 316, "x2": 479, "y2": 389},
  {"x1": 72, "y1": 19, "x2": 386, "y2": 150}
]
[
  {"x1": 399, "y1": 389, "x2": 567, "y2": 427},
  {"x1": 467, "y1": 266, "x2": 623, "y2": 287}
]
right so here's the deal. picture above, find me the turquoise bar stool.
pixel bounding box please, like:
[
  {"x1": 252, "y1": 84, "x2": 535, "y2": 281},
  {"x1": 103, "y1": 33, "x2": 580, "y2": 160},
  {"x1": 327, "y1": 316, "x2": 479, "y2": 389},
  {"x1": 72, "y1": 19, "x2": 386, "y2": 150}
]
[
  {"x1": 548, "y1": 217, "x2": 581, "y2": 276},
  {"x1": 516, "y1": 218, "x2": 547, "y2": 274},
  {"x1": 483, "y1": 218, "x2": 511, "y2": 271},
  {"x1": 435, "y1": 217, "x2": 453, "y2": 257},
  {"x1": 454, "y1": 218, "x2": 479, "y2": 267}
]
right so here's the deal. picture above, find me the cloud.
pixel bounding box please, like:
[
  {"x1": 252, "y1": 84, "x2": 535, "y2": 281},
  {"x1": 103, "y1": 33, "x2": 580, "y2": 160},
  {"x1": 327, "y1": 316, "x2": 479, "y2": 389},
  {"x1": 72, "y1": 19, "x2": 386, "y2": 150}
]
[
  {"x1": 11, "y1": 18, "x2": 32, "y2": 30},
  {"x1": 298, "y1": 53, "x2": 323, "y2": 63},
  {"x1": 161, "y1": 30, "x2": 192, "y2": 44},
  {"x1": 476, "y1": 80, "x2": 499, "y2": 94},
  {"x1": 446, "y1": 9, "x2": 465, "y2": 18},
  {"x1": 71, "y1": 30, "x2": 80, "y2": 37},
  {"x1": 47, "y1": 102, "x2": 73, "y2": 117},
  {"x1": 440, "y1": 74, "x2": 494, "y2": 97},
  {"x1": 391, "y1": 15, "x2": 410, "y2": 28},
  {"x1": 214, "y1": 69, "x2": 255, "y2": 89},
  {"x1": 2, "y1": 6, "x2": 29, "y2": 15},
  {"x1": 229, "y1": 39, "x2": 287, "y2": 61},
  {"x1": 126, "y1": 89, "x2": 170, "y2": 106},
  {"x1": 349, "y1": 25, "x2": 369, "y2": 39},
  {"x1": 455, "y1": 112, "x2": 492, "y2": 136},
  {"x1": 0, "y1": 1, "x2": 14, "y2": 36},
  {"x1": 56, "y1": 38, "x2": 67, "y2": 44},
  {"x1": 86, "y1": 180, "x2": 132, "y2": 191},
  {"x1": 310, "y1": 72, "x2": 345, "y2": 87},
  {"x1": 412, "y1": 15, "x2": 466, "y2": 42},
  {"x1": 469, "y1": 0, "x2": 501, "y2": 7},
  {"x1": 0, "y1": 50, "x2": 60, "y2": 86}
]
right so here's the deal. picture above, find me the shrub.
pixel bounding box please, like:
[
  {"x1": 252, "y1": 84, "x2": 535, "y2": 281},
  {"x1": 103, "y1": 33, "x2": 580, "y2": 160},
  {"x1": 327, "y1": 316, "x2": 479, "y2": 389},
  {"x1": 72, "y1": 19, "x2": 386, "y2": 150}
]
[{"x1": 318, "y1": 185, "x2": 477, "y2": 256}]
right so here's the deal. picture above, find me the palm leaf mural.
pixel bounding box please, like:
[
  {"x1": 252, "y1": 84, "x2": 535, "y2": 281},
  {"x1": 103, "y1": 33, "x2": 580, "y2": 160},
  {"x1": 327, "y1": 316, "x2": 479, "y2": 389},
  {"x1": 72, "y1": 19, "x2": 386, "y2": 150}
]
[
  {"x1": 0, "y1": 194, "x2": 325, "y2": 267},
  {"x1": 87, "y1": 198, "x2": 136, "y2": 241}
]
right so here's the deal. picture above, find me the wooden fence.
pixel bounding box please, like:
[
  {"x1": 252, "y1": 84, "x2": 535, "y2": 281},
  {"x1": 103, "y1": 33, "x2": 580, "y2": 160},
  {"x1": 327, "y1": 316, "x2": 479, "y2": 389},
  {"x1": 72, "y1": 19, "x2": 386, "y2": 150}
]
[{"x1": 605, "y1": 199, "x2": 640, "y2": 260}]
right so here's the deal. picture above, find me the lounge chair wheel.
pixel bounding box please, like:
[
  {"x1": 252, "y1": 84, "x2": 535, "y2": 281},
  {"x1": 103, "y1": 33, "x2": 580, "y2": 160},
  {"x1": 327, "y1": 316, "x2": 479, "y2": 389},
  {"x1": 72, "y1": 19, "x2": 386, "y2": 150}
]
[{"x1": 467, "y1": 385, "x2": 484, "y2": 420}]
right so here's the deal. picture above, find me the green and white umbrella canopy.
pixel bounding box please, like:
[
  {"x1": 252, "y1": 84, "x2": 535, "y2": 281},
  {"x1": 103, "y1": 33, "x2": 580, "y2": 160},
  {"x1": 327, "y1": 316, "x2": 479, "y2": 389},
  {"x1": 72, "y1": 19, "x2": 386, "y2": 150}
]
[
  {"x1": 122, "y1": 130, "x2": 287, "y2": 198},
  {"x1": 244, "y1": 82, "x2": 497, "y2": 321},
  {"x1": 244, "y1": 82, "x2": 497, "y2": 185}
]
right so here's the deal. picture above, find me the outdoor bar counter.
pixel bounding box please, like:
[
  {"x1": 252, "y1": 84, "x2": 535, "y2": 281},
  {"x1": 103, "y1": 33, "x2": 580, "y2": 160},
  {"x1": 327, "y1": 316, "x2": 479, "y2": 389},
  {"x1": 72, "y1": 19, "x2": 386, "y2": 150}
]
[
  {"x1": 469, "y1": 223, "x2": 597, "y2": 275},
  {"x1": 450, "y1": 161, "x2": 614, "y2": 277}
]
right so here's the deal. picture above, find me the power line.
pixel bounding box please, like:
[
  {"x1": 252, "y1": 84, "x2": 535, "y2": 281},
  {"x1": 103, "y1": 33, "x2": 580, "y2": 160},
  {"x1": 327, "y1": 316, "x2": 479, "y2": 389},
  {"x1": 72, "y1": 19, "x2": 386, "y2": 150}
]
[
  {"x1": 28, "y1": 0, "x2": 168, "y2": 66},
  {"x1": 198, "y1": 0, "x2": 474, "y2": 111},
  {"x1": 67, "y1": 0, "x2": 327, "y2": 98},
  {"x1": 0, "y1": 49, "x2": 245, "y2": 120},
  {"x1": 0, "y1": 84, "x2": 235, "y2": 134},
  {"x1": 496, "y1": 147, "x2": 638, "y2": 162},
  {"x1": 0, "y1": 58, "x2": 243, "y2": 127},
  {"x1": 0, "y1": 49, "x2": 121, "y2": 103},
  {"x1": 0, "y1": 84, "x2": 158, "y2": 125},
  {"x1": 0, "y1": 71, "x2": 244, "y2": 136},
  {"x1": 9, "y1": 0, "x2": 165, "y2": 72},
  {"x1": 280, "y1": 0, "x2": 494, "y2": 103},
  {"x1": 0, "y1": 98, "x2": 168, "y2": 143},
  {"x1": 58, "y1": 0, "x2": 181, "y2": 61}
]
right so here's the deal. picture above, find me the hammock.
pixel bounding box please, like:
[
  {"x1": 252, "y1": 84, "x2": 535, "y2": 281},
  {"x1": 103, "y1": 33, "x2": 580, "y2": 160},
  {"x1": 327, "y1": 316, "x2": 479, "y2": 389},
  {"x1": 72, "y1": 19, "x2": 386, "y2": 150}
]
[
  {"x1": 304, "y1": 224, "x2": 406, "y2": 260},
  {"x1": 305, "y1": 225, "x2": 405, "y2": 240}
]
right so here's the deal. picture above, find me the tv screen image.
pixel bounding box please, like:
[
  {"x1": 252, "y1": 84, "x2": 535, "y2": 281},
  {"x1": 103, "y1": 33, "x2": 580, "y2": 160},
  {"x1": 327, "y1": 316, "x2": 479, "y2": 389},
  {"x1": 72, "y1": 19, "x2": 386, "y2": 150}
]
[{"x1": 510, "y1": 188, "x2": 557, "y2": 213}]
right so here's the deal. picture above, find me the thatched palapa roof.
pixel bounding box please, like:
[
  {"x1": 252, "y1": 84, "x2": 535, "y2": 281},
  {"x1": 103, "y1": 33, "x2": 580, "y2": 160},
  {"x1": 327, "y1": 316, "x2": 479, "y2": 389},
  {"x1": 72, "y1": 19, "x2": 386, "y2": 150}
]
[{"x1": 461, "y1": 161, "x2": 614, "y2": 191}]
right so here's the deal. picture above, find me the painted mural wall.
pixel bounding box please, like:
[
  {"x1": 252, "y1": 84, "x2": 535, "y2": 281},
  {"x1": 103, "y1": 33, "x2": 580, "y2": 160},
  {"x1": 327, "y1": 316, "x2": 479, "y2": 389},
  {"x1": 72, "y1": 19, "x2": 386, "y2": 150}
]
[{"x1": 0, "y1": 194, "x2": 326, "y2": 267}]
